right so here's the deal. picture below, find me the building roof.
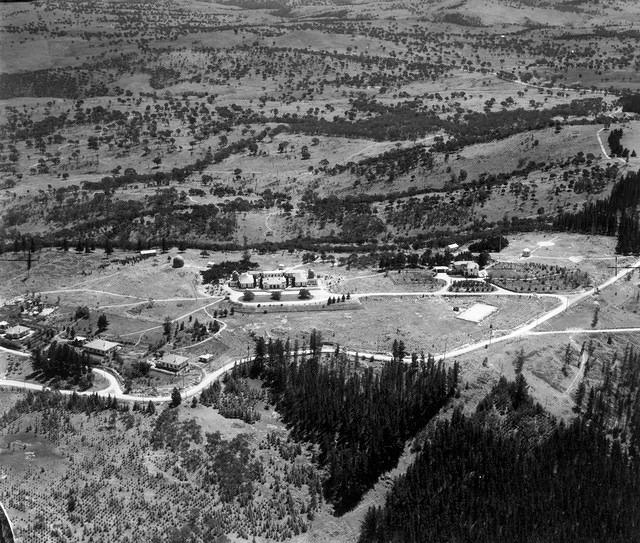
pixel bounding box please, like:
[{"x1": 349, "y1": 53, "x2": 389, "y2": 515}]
[
  {"x1": 291, "y1": 270, "x2": 307, "y2": 280},
  {"x1": 140, "y1": 249, "x2": 157, "y2": 255},
  {"x1": 0, "y1": 321, "x2": 9, "y2": 327},
  {"x1": 263, "y1": 275, "x2": 286, "y2": 283},
  {"x1": 159, "y1": 353, "x2": 189, "y2": 365},
  {"x1": 5, "y1": 325, "x2": 31, "y2": 335},
  {"x1": 238, "y1": 272, "x2": 254, "y2": 282},
  {"x1": 84, "y1": 339, "x2": 120, "y2": 352}
]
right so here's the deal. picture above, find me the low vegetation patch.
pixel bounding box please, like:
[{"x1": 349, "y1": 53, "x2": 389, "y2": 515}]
[{"x1": 489, "y1": 262, "x2": 590, "y2": 292}]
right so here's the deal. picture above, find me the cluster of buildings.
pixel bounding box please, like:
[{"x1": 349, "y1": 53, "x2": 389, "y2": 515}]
[
  {"x1": 235, "y1": 268, "x2": 317, "y2": 290},
  {"x1": 78, "y1": 337, "x2": 193, "y2": 374},
  {"x1": 79, "y1": 338, "x2": 192, "y2": 374}
]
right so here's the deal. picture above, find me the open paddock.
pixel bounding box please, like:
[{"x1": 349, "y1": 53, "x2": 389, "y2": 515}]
[
  {"x1": 327, "y1": 270, "x2": 443, "y2": 294},
  {"x1": 491, "y1": 233, "x2": 624, "y2": 285},
  {"x1": 231, "y1": 294, "x2": 559, "y2": 358},
  {"x1": 488, "y1": 261, "x2": 591, "y2": 292},
  {"x1": 537, "y1": 269, "x2": 640, "y2": 332}
]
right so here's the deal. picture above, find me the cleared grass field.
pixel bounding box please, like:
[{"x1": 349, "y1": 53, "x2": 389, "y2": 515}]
[
  {"x1": 230, "y1": 294, "x2": 558, "y2": 357},
  {"x1": 539, "y1": 270, "x2": 640, "y2": 332},
  {"x1": 489, "y1": 233, "x2": 624, "y2": 285}
]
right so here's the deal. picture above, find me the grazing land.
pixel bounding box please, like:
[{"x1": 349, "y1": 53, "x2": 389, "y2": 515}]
[{"x1": 2, "y1": 0, "x2": 640, "y2": 542}]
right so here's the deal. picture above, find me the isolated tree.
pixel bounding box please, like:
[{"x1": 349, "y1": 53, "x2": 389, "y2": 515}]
[
  {"x1": 170, "y1": 387, "x2": 182, "y2": 408},
  {"x1": 163, "y1": 317, "x2": 172, "y2": 337},
  {"x1": 270, "y1": 291, "x2": 281, "y2": 301},
  {"x1": 591, "y1": 306, "x2": 600, "y2": 328},
  {"x1": 97, "y1": 314, "x2": 109, "y2": 332},
  {"x1": 562, "y1": 343, "x2": 572, "y2": 376},
  {"x1": 513, "y1": 348, "x2": 526, "y2": 374},
  {"x1": 574, "y1": 380, "x2": 586, "y2": 413},
  {"x1": 298, "y1": 288, "x2": 311, "y2": 300},
  {"x1": 243, "y1": 291, "x2": 255, "y2": 302}
]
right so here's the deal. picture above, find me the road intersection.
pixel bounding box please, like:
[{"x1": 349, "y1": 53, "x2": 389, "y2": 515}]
[{"x1": 1, "y1": 257, "x2": 639, "y2": 404}]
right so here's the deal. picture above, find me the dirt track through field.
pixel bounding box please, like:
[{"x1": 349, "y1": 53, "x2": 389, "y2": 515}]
[{"x1": 2, "y1": 257, "x2": 639, "y2": 404}]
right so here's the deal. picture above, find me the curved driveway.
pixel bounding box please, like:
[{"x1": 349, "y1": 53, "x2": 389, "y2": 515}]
[{"x1": 1, "y1": 258, "x2": 638, "y2": 403}]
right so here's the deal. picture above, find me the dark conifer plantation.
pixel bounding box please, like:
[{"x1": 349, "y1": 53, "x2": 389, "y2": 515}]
[
  {"x1": 554, "y1": 169, "x2": 640, "y2": 253},
  {"x1": 359, "y1": 376, "x2": 640, "y2": 543},
  {"x1": 251, "y1": 336, "x2": 458, "y2": 514},
  {"x1": 32, "y1": 341, "x2": 93, "y2": 388}
]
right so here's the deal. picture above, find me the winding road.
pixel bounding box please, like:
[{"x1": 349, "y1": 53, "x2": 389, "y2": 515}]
[{"x1": 1, "y1": 257, "x2": 639, "y2": 404}]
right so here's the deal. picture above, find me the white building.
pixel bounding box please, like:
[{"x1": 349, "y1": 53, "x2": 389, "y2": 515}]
[
  {"x1": 263, "y1": 275, "x2": 286, "y2": 289},
  {"x1": 290, "y1": 270, "x2": 308, "y2": 287},
  {"x1": 450, "y1": 261, "x2": 480, "y2": 277},
  {"x1": 155, "y1": 353, "x2": 189, "y2": 372},
  {"x1": 83, "y1": 339, "x2": 120, "y2": 357},
  {"x1": 4, "y1": 325, "x2": 31, "y2": 340},
  {"x1": 238, "y1": 272, "x2": 255, "y2": 289}
]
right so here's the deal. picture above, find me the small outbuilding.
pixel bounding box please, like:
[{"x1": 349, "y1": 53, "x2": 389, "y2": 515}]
[{"x1": 522, "y1": 248, "x2": 531, "y2": 258}]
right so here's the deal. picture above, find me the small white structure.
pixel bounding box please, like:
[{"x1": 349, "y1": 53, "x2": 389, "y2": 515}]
[
  {"x1": 198, "y1": 353, "x2": 214, "y2": 363},
  {"x1": 0, "y1": 321, "x2": 9, "y2": 331},
  {"x1": 522, "y1": 248, "x2": 531, "y2": 257},
  {"x1": 456, "y1": 303, "x2": 498, "y2": 323},
  {"x1": 447, "y1": 243, "x2": 459, "y2": 252},
  {"x1": 4, "y1": 325, "x2": 31, "y2": 339},
  {"x1": 155, "y1": 353, "x2": 189, "y2": 372},
  {"x1": 140, "y1": 249, "x2": 158, "y2": 258},
  {"x1": 238, "y1": 272, "x2": 255, "y2": 289},
  {"x1": 83, "y1": 339, "x2": 120, "y2": 357},
  {"x1": 433, "y1": 266, "x2": 449, "y2": 274}
]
